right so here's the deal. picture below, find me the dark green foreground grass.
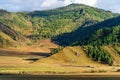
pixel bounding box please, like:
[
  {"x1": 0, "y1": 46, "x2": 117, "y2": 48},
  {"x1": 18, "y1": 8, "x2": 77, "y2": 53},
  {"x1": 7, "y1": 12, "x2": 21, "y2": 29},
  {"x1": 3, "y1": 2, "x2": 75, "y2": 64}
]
[{"x1": 0, "y1": 74, "x2": 120, "y2": 80}]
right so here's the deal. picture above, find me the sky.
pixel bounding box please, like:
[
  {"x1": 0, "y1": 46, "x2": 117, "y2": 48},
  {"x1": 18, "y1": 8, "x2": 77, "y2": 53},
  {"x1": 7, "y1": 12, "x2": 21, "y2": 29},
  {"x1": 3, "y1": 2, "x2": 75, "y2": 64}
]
[{"x1": 0, "y1": 0, "x2": 120, "y2": 13}]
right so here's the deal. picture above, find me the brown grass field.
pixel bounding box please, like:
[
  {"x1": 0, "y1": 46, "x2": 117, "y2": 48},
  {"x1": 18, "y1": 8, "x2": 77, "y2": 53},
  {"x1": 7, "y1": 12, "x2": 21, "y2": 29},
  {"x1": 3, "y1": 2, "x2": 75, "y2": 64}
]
[{"x1": 0, "y1": 40, "x2": 120, "y2": 75}]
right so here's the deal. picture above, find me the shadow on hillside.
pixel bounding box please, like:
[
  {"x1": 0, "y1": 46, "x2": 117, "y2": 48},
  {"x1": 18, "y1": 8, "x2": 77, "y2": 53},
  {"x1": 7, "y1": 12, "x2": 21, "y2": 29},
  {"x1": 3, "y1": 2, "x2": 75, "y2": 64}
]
[
  {"x1": 52, "y1": 16, "x2": 120, "y2": 46},
  {"x1": 30, "y1": 9, "x2": 83, "y2": 17},
  {"x1": 29, "y1": 52, "x2": 50, "y2": 57},
  {"x1": 0, "y1": 50, "x2": 50, "y2": 57}
]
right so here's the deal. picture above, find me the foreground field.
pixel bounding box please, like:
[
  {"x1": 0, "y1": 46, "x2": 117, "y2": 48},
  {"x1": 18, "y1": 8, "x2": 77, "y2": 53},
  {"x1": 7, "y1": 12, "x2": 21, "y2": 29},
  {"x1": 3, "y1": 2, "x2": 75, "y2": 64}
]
[
  {"x1": 0, "y1": 73, "x2": 120, "y2": 80},
  {"x1": 0, "y1": 46, "x2": 120, "y2": 75}
]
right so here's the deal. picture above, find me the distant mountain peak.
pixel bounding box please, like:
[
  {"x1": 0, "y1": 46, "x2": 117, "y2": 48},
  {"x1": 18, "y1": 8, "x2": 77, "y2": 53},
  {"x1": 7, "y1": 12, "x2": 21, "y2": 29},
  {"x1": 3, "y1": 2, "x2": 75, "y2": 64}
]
[
  {"x1": 67, "y1": 3, "x2": 89, "y2": 7},
  {"x1": 68, "y1": 3, "x2": 85, "y2": 6}
]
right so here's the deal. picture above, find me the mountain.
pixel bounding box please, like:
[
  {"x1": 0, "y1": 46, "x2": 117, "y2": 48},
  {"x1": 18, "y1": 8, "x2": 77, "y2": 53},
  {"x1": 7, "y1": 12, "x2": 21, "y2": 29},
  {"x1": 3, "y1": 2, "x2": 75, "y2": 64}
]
[
  {"x1": 29, "y1": 3, "x2": 118, "y2": 39},
  {"x1": 52, "y1": 15, "x2": 120, "y2": 65},
  {"x1": 53, "y1": 16, "x2": 120, "y2": 46},
  {"x1": 0, "y1": 4, "x2": 120, "y2": 65},
  {"x1": 0, "y1": 4, "x2": 118, "y2": 47}
]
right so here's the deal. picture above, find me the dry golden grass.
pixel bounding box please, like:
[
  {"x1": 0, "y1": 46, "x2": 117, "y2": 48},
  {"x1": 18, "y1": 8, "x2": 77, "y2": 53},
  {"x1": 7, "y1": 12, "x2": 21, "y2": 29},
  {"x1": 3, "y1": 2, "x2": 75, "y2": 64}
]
[
  {"x1": 0, "y1": 43, "x2": 120, "y2": 74},
  {"x1": 103, "y1": 46, "x2": 120, "y2": 65},
  {"x1": 0, "y1": 32, "x2": 16, "y2": 43},
  {"x1": 39, "y1": 46, "x2": 105, "y2": 67},
  {"x1": 0, "y1": 55, "x2": 118, "y2": 75}
]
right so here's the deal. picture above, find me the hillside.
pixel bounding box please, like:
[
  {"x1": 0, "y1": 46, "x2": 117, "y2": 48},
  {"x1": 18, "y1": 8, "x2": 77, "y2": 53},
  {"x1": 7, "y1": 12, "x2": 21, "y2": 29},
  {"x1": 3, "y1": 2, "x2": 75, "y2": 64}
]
[
  {"x1": 0, "y1": 22, "x2": 26, "y2": 47},
  {"x1": 29, "y1": 3, "x2": 118, "y2": 39},
  {"x1": 78, "y1": 23, "x2": 120, "y2": 65},
  {"x1": 53, "y1": 16, "x2": 120, "y2": 46},
  {"x1": 0, "y1": 4, "x2": 119, "y2": 48},
  {"x1": 50, "y1": 15, "x2": 120, "y2": 65},
  {"x1": 79, "y1": 26, "x2": 120, "y2": 46},
  {"x1": 0, "y1": 4, "x2": 120, "y2": 66},
  {"x1": 40, "y1": 46, "x2": 103, "y2": 66}
]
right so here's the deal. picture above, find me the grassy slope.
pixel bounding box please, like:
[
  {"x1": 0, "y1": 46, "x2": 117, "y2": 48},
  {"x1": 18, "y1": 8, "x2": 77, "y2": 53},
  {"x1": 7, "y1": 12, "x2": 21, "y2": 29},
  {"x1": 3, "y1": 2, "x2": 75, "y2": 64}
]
[
  {"x1": 103, "y1": 46, "x2": 120, "y2": 65},
  {"x1": 39, "y1": 46, "x2": 103, "y2": 66},
  {"x1": 0, "y1": 12, "x2": 33, "y2": 36},
  {"x1": 39, "y1": 45, "x2": 120, "y2": 66},
  {"x1": 0, "y1": 21, "x2": 29, "y2": 47},
  {"x1": 0, "y1": 46, "x2": 110, "y2": 74},
  {"x1": 0, "y1": 32, "x2": 16, "y2": 43}
]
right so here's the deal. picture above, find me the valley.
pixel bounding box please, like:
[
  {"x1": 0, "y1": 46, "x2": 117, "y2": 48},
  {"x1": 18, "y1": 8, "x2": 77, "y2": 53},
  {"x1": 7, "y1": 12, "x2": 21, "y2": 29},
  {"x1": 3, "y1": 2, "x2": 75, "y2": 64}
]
[{"x1": 0, "y1": 4, "x2": 120, "y2": 75}]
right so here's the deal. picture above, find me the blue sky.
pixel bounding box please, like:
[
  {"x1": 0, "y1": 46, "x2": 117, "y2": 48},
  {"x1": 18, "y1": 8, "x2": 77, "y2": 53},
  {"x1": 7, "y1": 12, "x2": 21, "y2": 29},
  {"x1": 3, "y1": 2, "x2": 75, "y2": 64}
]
[{"x1": 0, "y1": 0, "x2": 120, "y2": 13}]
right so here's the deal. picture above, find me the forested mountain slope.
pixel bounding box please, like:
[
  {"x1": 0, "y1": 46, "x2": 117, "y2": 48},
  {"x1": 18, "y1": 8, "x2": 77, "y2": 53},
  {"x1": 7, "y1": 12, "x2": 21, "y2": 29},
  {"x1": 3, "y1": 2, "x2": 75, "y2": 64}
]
[
  {"x1": 0, "y1": 4, "x2": 120, "y2": 65},
  {"x1": 29, "y1": 4, "x2": 118, "y2": 39},
  {"x1": 51, "y1": 16, "x2": 120, "y2": 65},
  {"x1": 53, "y1": 16, "x2": 120, "y2": 46},
  {"x1": 0, "y1": 4, "x2": 118, "y2": 47}
]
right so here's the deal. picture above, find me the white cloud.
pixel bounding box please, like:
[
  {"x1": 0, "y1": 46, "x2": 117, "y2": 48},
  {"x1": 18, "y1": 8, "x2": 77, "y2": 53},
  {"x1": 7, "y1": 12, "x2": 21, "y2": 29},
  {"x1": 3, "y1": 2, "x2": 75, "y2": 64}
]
[
  {"x1": 64, "y1": 0, "x2": 71, "y2": 5},
  {"x1": 96, "y1": 0, "x2": 120, "y2": 13},
  {"x1": 73, "y1": 0, "x2": 97, "y2": 6},
  {"x1": 40, "y1": 0, "x2": 64, "y2": 10},
  {"x1": 41, "y1": 0, "x2": 58, "y2": 7},
  {"x1": 40, "y1": 0, "x2": 98, "y2": 10}
]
